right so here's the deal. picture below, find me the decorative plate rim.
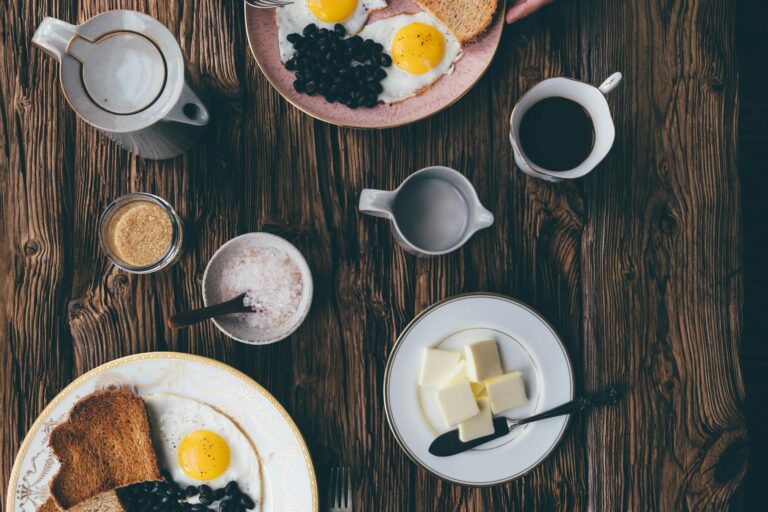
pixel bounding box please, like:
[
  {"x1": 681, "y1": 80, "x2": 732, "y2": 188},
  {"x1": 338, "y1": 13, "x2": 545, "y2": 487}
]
[
  {"x1": 5, "y1": 351, "x2": 319, "y2": 512},
  {"x1": 383, "y1": 292, "x2": 575, "y2": 487},
  {"x1": 243, "y1": 0, "x2": 507, "y2": 130}
]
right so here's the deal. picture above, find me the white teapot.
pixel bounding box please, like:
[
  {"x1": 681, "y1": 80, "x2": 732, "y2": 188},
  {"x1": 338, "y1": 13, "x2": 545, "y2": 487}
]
[{"x1": 33, "y1": 11, "x2": 210, "y2": 160}]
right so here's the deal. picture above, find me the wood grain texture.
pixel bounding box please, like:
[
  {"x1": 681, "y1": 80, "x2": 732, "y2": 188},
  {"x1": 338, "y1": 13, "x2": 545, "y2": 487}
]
[{"x1": 0, "y1": 0, "x2": 746, "y2": 511}]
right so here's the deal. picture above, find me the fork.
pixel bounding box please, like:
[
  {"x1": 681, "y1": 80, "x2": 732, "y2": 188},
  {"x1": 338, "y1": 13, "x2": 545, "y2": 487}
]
[
  {"x1": 328, "y1": 467, "x2": 352, "y2": 512},
  {"x1": 245, "y1": 0, "x2": 294, "y2": 8}
]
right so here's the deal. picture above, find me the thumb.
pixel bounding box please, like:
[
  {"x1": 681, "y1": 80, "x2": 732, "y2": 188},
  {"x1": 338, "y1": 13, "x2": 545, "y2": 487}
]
[{"x1": 506, "y1": 0, "x2": 553, "y2": 24}]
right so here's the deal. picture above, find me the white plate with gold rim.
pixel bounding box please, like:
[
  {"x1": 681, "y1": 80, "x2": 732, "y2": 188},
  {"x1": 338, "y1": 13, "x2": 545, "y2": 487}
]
[
  {"x1": 6, "y1": 353, "x2": 318, "y2": 512},
  {"x1": 384, "y1": 293, "x2": 573, "y2": 486}
]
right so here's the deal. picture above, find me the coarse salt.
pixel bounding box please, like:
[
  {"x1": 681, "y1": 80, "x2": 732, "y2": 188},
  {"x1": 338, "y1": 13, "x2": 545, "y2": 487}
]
[{"x1": 217, "y1": 245, "x2": 304, "y2": 330}]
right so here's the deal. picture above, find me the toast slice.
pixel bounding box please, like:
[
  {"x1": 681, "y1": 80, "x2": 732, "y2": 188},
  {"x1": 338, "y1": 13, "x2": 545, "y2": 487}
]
[
  {"x1": 47, "y1": 388, "x2": 161, "y2": 509},
  {"x1": 39, "y1": 492, "x2": 126, "y2": 512},
  {"x1": 415, "y1": 0, "x2": 499, "y2": 44}
]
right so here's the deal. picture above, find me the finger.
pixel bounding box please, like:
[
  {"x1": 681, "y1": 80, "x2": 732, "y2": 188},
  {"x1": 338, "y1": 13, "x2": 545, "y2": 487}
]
[{"x1": 506, "y1": 0, "x2": 552, "y2": 24}]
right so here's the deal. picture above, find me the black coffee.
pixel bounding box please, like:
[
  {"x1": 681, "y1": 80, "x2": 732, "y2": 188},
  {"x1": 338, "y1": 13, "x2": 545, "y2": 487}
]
[{"x1": 519, "y1": 97, "x2": 595, "y2": 172}]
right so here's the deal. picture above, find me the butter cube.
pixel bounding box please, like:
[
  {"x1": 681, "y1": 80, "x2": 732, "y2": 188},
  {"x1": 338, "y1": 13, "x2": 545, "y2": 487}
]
[
  {"x1": 458, "y1": 397, "x2": 495, "y2": 442},
  {"x1": 445, "y1": 360, "x2": 468, "y2": 384},
  {"x1": 419, "y1": 348, "x2": 462, "y2": 389},
  {"x1": 436, "y1": 381, "x2": 479, "y2": 428},
  {"x1": 470, "y1": 381, "x2": 486, "y2": 398},
  {"x1": 464, "y1": 340, "x2": 503, "y2": 382},
  {"x1": 446, "y1": 363, "x2": 485, "y2": 397},
  {"x1": 485, "y1": 371, "x2": 527, "y2": 414}
]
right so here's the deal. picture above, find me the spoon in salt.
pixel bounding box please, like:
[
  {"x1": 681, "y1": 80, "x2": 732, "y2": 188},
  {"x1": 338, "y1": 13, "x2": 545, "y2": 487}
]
[{"x1": 168, "y1": 293, "x2": 251, "y2": 330}]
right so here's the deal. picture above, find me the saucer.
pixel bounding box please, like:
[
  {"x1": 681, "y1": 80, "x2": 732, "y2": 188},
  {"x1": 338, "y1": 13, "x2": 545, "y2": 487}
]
[{"x1": 384, "y1": 293, "x2": 573, "y2": 486}]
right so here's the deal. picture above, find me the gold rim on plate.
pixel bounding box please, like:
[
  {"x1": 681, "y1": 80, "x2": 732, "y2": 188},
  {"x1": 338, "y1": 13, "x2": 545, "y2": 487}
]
[
  {"x1": 383, "y1": 292, "x2": 575, "y2": 487},
  {"x1": 5, "y1": 352, "x2": 319, "y2": 512},
  {"x1": 243, "y1": 0, "x2": 507, "y2": 130}
]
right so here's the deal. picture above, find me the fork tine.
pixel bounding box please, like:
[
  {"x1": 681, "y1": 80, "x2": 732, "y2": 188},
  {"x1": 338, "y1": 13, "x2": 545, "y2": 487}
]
[
  {"x1": 327, "y1": 467, "x2": 337, "y2": 510},
  {"x1": 346, "y1": 468, "x2": 352, "y2": 509},
  {"x1": 336, "y1": 466, "x2": 343, "y2": 508}
]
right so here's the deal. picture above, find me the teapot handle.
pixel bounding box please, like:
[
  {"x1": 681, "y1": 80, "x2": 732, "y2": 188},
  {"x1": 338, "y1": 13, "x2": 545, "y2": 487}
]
[
  {"x1": 32, "y1": 17, "x2": 78, "y2": 63},
  {"x1": 164, "y1": 84, "x2": 210, "y2": 126},
  {"x1": 359, "y1": 189, "x2": 395, "y2": 219}
]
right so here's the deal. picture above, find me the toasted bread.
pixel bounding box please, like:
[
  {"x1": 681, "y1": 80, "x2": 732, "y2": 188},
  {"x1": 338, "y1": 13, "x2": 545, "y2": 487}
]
[
  {"x1": 415, "y1": 0, "x2": 499, "y2": 43},
  {"x1": 39, "y1": 492, "x2": 126, "y2": 512},
  {"x1": 47, "y1": 388, "x2": 161, "y2": 509}
]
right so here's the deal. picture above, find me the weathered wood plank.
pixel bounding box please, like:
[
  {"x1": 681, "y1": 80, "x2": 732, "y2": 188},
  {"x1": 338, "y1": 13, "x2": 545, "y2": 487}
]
[{"x1": 579, "y1": 0, "x2": 744, "y2": 510}]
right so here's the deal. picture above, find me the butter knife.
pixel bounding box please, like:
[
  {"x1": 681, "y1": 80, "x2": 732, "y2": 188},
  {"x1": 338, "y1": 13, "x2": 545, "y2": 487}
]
[{"x1": 428, "y1": 385, "x2": 621, "y2": 457}]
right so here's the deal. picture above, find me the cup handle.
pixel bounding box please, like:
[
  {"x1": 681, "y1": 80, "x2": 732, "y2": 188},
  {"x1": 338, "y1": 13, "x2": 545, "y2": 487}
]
[
  {"x1": 163, "y1": 84, "x2": 210, "y2": 126},
  {"x1": 359, "y1": 189, "x2": 395, "y2": 219},
  {"x1": 598, "y1": 72, "x2": 623, "y2": 95}
]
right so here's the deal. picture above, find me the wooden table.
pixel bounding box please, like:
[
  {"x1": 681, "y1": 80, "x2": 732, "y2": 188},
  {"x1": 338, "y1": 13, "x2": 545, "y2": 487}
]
[{"x1": 0, "y1": 0, "x2": 747, "y2": 510}]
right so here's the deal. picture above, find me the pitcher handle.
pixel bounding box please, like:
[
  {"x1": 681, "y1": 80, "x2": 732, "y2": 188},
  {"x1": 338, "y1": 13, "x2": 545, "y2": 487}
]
[
  {"x1": 598, "y1": 72, "x2": 623, "y2": 95},
  {"x1": 32, "y1": 17, "x2": 78, "y2": 63},
  {"x1": 164, "y1": 84, "x2": 210, "y2": 126},
  {"x1": 359, "y1": 189, "x2": 395, "y2": 219}
]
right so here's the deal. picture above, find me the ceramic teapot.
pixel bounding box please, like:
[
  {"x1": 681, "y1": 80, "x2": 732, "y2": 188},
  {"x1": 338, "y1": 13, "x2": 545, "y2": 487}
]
[{"x1": 33, "y1": 11, "x2": 210, "y2": 160}]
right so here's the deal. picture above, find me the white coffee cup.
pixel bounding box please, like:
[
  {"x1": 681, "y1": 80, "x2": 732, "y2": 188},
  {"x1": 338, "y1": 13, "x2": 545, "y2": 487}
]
[{"x1": 509, "y1": 72, "x2": 622, "y2": 182}]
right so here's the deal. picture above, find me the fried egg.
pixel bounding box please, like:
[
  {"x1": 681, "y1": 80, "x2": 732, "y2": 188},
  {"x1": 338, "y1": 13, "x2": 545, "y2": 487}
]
[
  {"x1": 359, "y1": 12, "x2": 463, "y2": 103},
  {"x1": 277, "y1": 0, "x2": 387, "y2": 62},
  {"x1": 143, "y1": 394, "x2": 262, "y2": 509}
]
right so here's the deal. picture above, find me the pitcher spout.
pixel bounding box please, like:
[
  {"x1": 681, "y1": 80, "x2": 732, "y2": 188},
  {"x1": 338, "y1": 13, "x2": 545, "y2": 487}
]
[
  {"x1": 32, "y1": 17, "x2": 78, "y2": 63},
  {"x1": 473, "y1": 205, "x2": 495, "y2": 230}
]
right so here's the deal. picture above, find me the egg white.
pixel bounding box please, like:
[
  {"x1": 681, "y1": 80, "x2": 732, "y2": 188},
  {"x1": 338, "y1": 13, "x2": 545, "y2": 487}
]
[
  {"x1": 143, "y1": 393, "x2": 262, "y2": 508},
  {"x1": 277, "y1": 0, "x2": 388, "y2": 62},
  {"x1": 358, "y1": 12, "x2": 463, "y2": 103}
]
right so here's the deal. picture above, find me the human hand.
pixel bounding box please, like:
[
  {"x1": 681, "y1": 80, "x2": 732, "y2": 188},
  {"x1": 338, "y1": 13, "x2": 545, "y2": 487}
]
[{"x1": 505, "y1": 0, "x2": 555, "y2": 23}]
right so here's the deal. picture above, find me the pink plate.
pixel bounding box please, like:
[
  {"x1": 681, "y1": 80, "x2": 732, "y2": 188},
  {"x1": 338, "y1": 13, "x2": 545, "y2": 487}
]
[{"x1": 245, "y1": 0, "x2": 505, "y2": 129}]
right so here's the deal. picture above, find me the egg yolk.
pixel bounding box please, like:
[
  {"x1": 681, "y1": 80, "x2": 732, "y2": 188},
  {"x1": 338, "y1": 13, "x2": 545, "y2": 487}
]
[
  {"x1": 391, "y1": 22, "x2": 446, "y2": 75},
  {"x1": 307, "y1": 0, "x2": 357, "y2": 22},
  {"x1": 178, "y1": 430, "x2": 231, "y2": 481}
]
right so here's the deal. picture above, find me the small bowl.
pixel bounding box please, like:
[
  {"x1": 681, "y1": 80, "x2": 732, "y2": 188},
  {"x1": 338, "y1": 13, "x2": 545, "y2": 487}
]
[
  {"x1": 98, "y1": 192, "x2": 184, "y2": 274},
  {"x1": 202, "y1": 233, "x2": 313, "y2": 344}
]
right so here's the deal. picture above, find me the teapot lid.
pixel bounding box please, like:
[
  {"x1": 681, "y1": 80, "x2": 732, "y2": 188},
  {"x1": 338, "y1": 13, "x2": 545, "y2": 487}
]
[
  {"x1": 69, "y1": 32, "x2": 166, "y2": 115},
  {"x1": 36, "y1": 11, "x2": 188, "y2": 133}
]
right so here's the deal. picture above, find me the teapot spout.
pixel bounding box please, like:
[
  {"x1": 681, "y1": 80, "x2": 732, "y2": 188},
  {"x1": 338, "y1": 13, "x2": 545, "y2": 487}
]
[{"x1": 32, "y1": 17, "x2": 78, "y2": 63}]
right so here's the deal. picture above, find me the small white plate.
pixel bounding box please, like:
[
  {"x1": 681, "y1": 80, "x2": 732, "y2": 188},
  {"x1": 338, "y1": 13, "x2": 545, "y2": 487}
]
[
  {"x1": 6, "y1": 353, "x2": 318, "y2": 512},
  {"x1": 384, "y1": 293, "x2": 573, "y2": 486}
]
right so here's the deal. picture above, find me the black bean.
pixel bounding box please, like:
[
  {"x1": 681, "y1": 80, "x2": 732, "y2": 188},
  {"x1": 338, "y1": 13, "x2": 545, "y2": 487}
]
[
  {"x1": 305, "y1": 81, "x2": 317, "y2": 94},
  {"x1": 302, "y1": 23, "x2": 318, "y2": 36},
  {"x1": 213, "y1": 488, "x2": 225, "y2": 501},
  {"x1": 380, "y1": 54, "x2": 392, "y2": 67},
  {"x1": 286, "y1": 33, "x2": 302, "y2": 44},
  {"x1": 240, "y1": 493, "x2": 256, "y2": 509},
  {"x1": 334, "y1": 23, "x2": 346, "y2": 36}
]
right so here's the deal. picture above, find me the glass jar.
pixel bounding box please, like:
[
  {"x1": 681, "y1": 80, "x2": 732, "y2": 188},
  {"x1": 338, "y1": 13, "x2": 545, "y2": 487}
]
[{"x1": 98, "y1": 192, "x2": 184, "y2": 274}]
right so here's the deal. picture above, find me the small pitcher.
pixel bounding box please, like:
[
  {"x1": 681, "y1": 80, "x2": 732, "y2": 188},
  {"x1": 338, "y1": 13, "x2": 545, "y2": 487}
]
[
  {"x1": 359, "y1": 166, "x2": 495, "y2": 256},
  {"x1": 33, "y1": 11, "x2": 210, "y2": 160}
]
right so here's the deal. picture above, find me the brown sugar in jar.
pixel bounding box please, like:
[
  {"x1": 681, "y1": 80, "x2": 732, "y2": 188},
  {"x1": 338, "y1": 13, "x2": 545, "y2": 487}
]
[
  {"x1": 99, "y1": 193, "x2": 183, "y2": 273},
  {"x1": 107, "y1": 202, "x2": 173, "y2": 266}
]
